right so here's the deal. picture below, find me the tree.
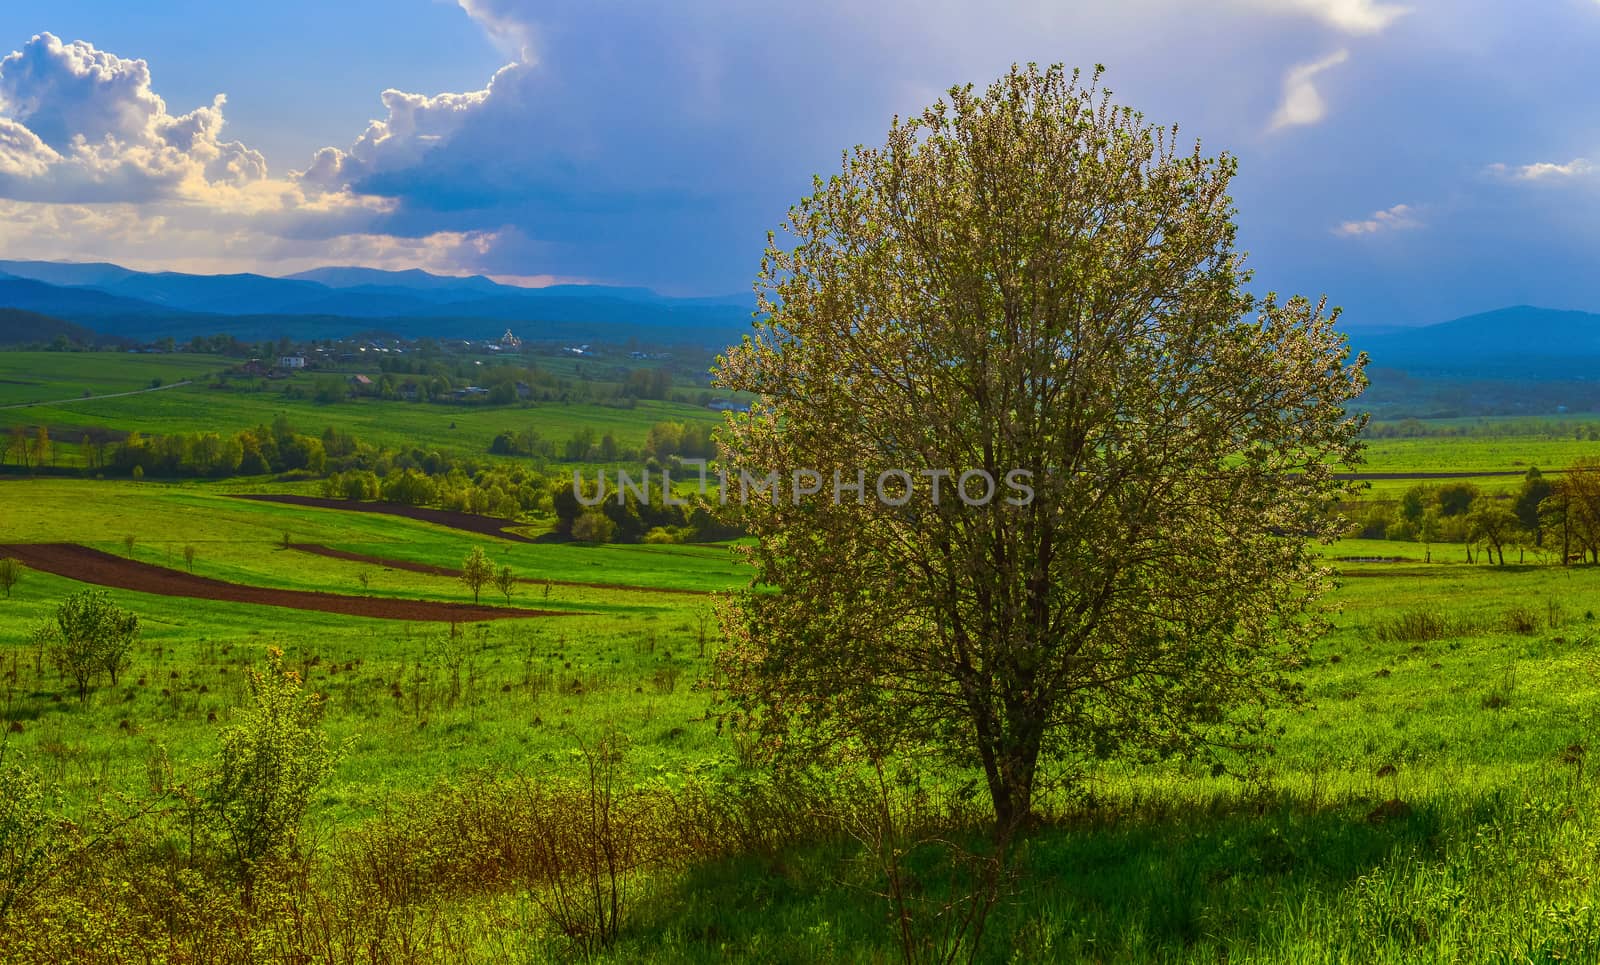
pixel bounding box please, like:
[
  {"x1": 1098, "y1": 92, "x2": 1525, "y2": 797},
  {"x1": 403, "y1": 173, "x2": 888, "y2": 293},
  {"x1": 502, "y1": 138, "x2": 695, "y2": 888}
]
[
  {"x1": 459, "y1": 546, "x2": 495, "y2": 604},
  {"x1": 494, "y1": 565, "x2": 517, "y2": 605},
  {"x1": 0, "y1": 558, "x2": 18, "y2": 598},
  {"x1": 1398, "y1": 485, "x2": 1430, "y2": 526},
  {"x1": 183, "y1": 544, "x2": 197, "y2": 573},
  {"x1": 204, "y1": 648, "x2": 339, "y2": 901},
  {"x1": 1559, "y1": 460, "x2": 1600, "y2": 564},
  {"x1": 1466, "y1": 497, "x2": 1518, "y2": 565},
  {"x1": 711, "y1": 64, "x2": 1368, "y2": 830},
  {"x1": 1435, "y1": 481, "x2": 1479, "y2": 518},
  {"x1": 38, "y1": 590, "x2": 140, "y2": 700},
  {"x1": 122, "y1": 534, "x2": 136, "y2": 557},
  {"x1": 1418, "y1": 509, "x2": 1441, "y2": 564},
  {"x1": 1515, "y1": 467, "x2": 1552, "y2": 545},
  {"x1": 571, "y1": 509, "x2": 616, "y2": 545}
]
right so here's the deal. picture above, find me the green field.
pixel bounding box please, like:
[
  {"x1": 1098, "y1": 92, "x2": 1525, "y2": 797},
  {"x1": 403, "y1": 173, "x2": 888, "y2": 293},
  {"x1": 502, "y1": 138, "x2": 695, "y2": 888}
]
[
  {"x1": 0, "y1": 352, "x2": 225, "y2": 406},
  {"x1": 7, "y1": 353, "x2": 1600, "y2": 961},
  {"x1": 0, "y1": 352, "x2": 724, "y2": 465}
]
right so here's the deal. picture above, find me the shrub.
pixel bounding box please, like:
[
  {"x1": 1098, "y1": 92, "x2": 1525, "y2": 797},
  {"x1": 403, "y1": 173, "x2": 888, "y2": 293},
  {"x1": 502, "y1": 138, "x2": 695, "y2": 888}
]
[
  {"x1": 459, "y1": 547, "x2": 495, "y2": 604},
  {"x1": 38, "y1": 590, "x2": 140, "y2": 700},
  {"x1": 0, "y1": 558, "x2": 18, "y2": 598},
  {"x1": 203, "y1": 648, "x2": 340, "y2": 900},
  {"x1": 1503, "y1": 606, "x2": 1540, "y2": 635},
  {"x1": 572, "y1": 510, "x2": 616, "y2": 545},
  {"x1": 0, "y1": 756, "x2": 60, "y2": 923},
  {"x1": 1368, "y1": 609, "x2": 1457, "y2": 644}
]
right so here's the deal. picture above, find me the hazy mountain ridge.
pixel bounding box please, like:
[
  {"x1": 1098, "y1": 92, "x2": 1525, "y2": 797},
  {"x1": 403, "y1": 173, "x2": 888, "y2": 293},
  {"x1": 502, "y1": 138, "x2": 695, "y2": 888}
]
[
  {"x1": 1, "y1": 262, "x2": 1595, "y2": 367},
  {"x1": 0, "y1": 260, "x2": 755, "y2": 344}
]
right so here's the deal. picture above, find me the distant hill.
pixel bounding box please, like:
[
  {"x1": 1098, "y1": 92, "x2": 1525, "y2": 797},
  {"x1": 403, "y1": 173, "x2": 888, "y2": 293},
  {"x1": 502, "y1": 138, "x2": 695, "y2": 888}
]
[
  {"x1": 0, "y1": 277, "x2": 179, "y2": 319},
  {"x1": 0, "y1": 259, "x2": 139, "y2": 288},
  {"x1": 286, "y1": 266, "x2": 504, "y2": 293},
  {"x1": 0, "y1": 259, "x2": 754, "y2": 345},
  {"x1": 0, "y1": 307, "x2": 108, "y2": 347},
  {"x1": 1358, "y1": 306, "x2": 1600, "y2": 378}
]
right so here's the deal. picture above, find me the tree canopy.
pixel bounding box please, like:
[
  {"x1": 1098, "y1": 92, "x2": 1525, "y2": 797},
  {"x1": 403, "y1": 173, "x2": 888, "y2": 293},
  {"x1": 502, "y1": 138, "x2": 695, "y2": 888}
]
[{"x1": 712, "y1": 63, "x2": 1368, "y2": 829}]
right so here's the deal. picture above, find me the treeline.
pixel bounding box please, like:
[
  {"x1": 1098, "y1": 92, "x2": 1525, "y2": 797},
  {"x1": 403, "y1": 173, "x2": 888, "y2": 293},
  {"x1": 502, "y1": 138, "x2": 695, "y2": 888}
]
[
  {"x1": 320, "y1": 465, "x2": 552, "y2": 520},
  {"x1": 490, "y1": 420, "x2": 717, "y2": 464},
  {"x1": 551, "y1": 472, "x2": 742, "y2": 545},
  {"x1": 320, "y1": 465, "x2": 742, "y2": 544},
  {"x1": 1352, "y1": 464, "x2": 1600, "y2": 564},
  {"x1": 99, "y1": 417, "x2": 332, "y2": 478},
  {"x1": 1365, "y1": 418, "x2": 1600, "y2": 440}
]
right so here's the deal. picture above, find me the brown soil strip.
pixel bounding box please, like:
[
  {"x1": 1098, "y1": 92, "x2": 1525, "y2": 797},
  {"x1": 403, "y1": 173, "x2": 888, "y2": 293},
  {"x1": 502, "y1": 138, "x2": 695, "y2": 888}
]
[
  {"x1": 230, "y1": 494, "x2": 537, "y2": 542},
  {"x1": 288, "y1": 543, "x2": 711, "y2": 596},
  {"x1": 0, "y1": 543, "x2": 571, "y2": 622}
]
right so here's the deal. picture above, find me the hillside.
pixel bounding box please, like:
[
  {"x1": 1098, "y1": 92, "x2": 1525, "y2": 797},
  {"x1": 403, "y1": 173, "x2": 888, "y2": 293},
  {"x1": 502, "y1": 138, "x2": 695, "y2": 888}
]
[
  {"x1": 0, "y1": 307, "x2": 108, "y2": 348},
  {"x1": 1358, "y1": 305, "x2": 1600, "y2": 377}
]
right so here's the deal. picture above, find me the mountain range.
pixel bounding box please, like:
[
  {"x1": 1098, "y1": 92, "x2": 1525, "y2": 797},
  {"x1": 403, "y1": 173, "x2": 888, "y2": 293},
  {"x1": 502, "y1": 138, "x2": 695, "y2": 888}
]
[
  {"x1": 0, "y1": 260, "x2": 756, "y2": 345},
  {"x1": 2, "y1": 261, "x2": 1599, "y2": 377}
]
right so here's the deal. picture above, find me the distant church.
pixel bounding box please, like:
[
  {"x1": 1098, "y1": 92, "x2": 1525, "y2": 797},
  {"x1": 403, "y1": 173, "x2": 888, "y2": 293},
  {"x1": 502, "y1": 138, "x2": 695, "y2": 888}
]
[{"x1": 499, "y1": 329, "x2": 523, "y2": 351}]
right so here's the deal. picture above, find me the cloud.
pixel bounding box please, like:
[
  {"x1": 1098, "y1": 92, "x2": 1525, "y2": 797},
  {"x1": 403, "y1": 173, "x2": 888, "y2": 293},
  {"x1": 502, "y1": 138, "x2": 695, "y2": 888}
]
[
  {"x1": 1269, "y1": 49, "x2": 1350, "y2": 130},
  {"x1": 456, "y1": 0, "x2": 537, "y2": 64},
  {"x1": 294, "y1": 78, "x2": 501, "y2": 193},
  {"x1": 1248, "y1": 0, "x2": 1409, "y2": 34},
  {"x1": 0, "y1": 194, "x2": 520, "y2": 277},
  {"x1": 0, "y1": 32, "x2": 273, "y2": 202},
  {"x1": 1334, "y1": 202, "x2": 1422, "y2": 236},
  {"x1": 1486, "y1": 158, "x2": 1594, "y2": 182}
]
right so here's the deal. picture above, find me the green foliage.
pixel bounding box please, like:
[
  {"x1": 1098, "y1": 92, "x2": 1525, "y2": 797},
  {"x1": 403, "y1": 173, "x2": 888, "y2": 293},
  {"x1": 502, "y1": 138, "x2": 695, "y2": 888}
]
[
  {"x1": 572, "y1": 509, "x2": 617, "y2": 545},
  {"x1": 37, "y1": 589, "x2": 140, "y2": 701},
  {"x1": 0, "y1": 756, "x2": 60, "y2": 923},
  {"x1": 203, "y1": 647, "x2": 339, "y2": 889},
  {"x1": 1435, "y1": 482, "x2": 1480, "y2": 517},
  {"x1": 715, "y1": 63, "x2": 1366, "y2": 828},
  {"x1": 459, "y1": 546, "x2": 495, "y2": 604},
  {"x1": 494, "y1": 565, "x2": 516, "y2": 605},
  {"x1": 0, "y1": 558, "x2": 18, "y2": 598}
]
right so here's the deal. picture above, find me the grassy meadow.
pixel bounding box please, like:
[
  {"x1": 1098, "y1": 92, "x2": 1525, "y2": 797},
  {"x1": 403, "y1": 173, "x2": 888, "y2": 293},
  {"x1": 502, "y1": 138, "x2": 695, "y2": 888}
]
[
  {"x1": 0, "y1": 351, "x2": 723, "y2": 464},
  {"x1": 4, "y1": 353, "x2": 1600, "y2": 961}
]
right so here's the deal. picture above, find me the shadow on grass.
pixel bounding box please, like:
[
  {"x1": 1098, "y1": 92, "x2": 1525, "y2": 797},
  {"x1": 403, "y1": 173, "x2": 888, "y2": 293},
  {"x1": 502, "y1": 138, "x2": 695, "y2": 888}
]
[{"x1": 620, "y1": 794, "x2": 1458, "y2": 963}]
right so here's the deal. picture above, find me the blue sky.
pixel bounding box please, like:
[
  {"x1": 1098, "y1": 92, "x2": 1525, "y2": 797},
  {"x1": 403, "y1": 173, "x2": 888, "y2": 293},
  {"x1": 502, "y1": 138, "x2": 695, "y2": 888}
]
[{"x1": 0, "y1": 0, "x2": 1598, "y2": 328}]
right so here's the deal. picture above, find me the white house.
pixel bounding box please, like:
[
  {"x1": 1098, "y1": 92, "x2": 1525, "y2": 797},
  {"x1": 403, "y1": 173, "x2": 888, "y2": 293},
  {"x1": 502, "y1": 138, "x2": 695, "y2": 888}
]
[{"x1": 278, "y1": 355, "x2": 306, "y2": 369}]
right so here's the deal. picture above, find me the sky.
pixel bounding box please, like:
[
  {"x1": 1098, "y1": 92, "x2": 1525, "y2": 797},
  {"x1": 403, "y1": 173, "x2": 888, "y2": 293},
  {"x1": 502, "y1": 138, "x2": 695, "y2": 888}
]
[{"x1": 0, "y1": 0, "x2": 1597, "y2": 327}]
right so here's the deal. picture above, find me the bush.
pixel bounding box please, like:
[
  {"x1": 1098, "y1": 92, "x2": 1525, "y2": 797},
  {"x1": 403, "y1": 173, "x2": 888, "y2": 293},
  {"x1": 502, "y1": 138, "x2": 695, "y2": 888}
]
[
  {"x1": 203, "y1": 648, "x2": 340, "y2": 899},
  {"x1": 1368, "y1": 609, "x2": 1458, "y2": 644},
  {"x1": 37, "y1": 590, "x2": 139, "y2": 701},
  {"x1": 0, "y1": 756, "x2": 60, "y2": 923},
  {"x1": 572, "y1": 509, "x2": 617, "y2": 545}
]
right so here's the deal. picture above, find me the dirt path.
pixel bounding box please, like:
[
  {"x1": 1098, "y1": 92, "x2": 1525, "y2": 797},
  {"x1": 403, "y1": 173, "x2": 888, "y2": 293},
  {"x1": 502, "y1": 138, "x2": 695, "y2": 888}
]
[
  {"x1": 0, "y1": 379, "x2": 196, "y2": 410},
  {"x1": 288, "y1": 543, "x2": 712, "y2": 596},
  {"x1": 0, "y1": 543, "x2": 571, "y2": 622},
  {"x1": 231, "y1": 494, "x2": 537, "y2": 542}
]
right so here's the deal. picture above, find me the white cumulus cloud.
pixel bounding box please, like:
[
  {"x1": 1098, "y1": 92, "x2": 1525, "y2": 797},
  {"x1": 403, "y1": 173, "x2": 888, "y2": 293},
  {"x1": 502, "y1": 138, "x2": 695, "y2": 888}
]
[
  {"x1": 1334, "y1": 202, "x2": 1421, "y2": 236},
  {"x1": 294, "y1": 77, "x2": 500, "y2": 193},
  {"x1": 0, "y1": 32, "x2": 271, "y2": 202}
]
